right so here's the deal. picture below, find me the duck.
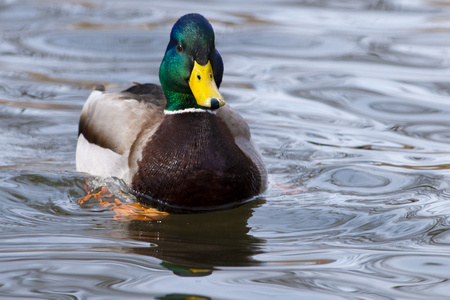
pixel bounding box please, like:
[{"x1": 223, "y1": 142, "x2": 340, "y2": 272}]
[{"x1": 76, "y1": 13, "x2": 267, "y2": 212}]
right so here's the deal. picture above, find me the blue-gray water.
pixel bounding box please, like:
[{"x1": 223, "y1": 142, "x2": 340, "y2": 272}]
[{"x1": 2, "y1": 0, "x2": 450, "y2": 299}]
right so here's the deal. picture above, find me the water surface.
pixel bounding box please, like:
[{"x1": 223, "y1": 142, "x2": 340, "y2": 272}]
[{"x1": 2, "y1": 0, "x2": 450, "y2": 299}]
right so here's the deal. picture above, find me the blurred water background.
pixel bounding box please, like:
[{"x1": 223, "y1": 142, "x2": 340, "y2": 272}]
[{"x1": 2, "y1": 0, "x2": 450, "y2": 299}]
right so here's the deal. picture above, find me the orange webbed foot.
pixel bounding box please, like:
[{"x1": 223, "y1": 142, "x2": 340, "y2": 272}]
[
  {"x1": 78, "y1": 179, "x2": 168, "y2": 221},
  {"x1": 272, "y1": 182, "x2": 307, "y2": 195}
]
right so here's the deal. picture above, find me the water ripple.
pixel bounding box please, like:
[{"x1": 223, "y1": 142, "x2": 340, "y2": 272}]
[{"x1": 15, "y1": 30, "x2": 164, "y2": 61}]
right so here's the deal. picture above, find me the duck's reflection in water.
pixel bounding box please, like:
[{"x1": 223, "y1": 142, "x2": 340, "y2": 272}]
[{"x1": 125, "y1": 199, "x2": 265, "y2": 276}]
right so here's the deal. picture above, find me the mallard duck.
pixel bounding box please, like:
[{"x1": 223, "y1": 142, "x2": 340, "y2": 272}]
[{"x1": 76, "y1": 13, "x2": 267, "y2": 212}]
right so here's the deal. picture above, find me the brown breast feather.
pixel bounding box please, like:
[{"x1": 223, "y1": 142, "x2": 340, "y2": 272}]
[{"x1": 131, "y1": 112, "x2": 261, "y2": 210}]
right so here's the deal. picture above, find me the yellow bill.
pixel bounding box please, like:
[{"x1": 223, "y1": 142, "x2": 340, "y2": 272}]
[{"x1": 189, "y1": 60, "x2": 225, "y2": 109}]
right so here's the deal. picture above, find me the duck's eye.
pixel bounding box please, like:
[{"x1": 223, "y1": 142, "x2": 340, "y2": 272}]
[{"x1": 176, "y1": 43, "x2": 183, "y2": 53}]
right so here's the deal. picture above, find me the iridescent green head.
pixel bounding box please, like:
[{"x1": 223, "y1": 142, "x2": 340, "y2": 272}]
[{"x1": 159, "y1": 13, "x2": 225, "y2": 111}]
